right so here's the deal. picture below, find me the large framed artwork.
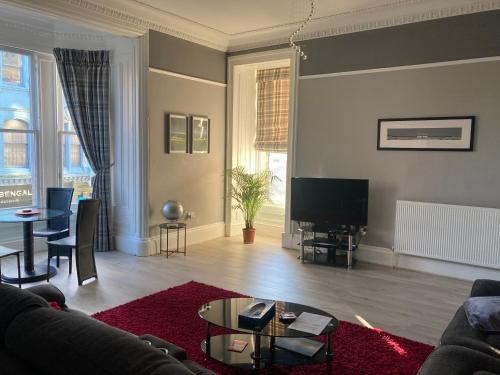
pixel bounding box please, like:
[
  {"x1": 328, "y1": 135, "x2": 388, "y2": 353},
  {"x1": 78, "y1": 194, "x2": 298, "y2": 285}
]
[
  {"x1": 165, "y1": 113, "x2": 188, "y2": 153},
  {"x1": 377, "y1": 116, "x2": 475, "y2": 151},
  {"x1": 190, "y1": 115, "x2": 210, "y2": 154}
]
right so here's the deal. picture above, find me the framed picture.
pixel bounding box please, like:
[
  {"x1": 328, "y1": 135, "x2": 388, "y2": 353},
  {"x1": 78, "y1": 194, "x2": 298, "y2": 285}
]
[
  {"x1": 190, "y1": 115, "x2": 210, "y2": 154},
  {"x1": 377, "y1": 116, "x2": 475, "y2": 151},
  {"x1": 165, "y1": 113, "x2": 188, "y2": 153}
]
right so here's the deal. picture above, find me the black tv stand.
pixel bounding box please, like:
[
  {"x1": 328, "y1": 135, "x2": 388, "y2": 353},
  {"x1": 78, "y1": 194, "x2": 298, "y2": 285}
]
[{"x1": 297, "y1": 225, "x2": 366, "y2": 269}]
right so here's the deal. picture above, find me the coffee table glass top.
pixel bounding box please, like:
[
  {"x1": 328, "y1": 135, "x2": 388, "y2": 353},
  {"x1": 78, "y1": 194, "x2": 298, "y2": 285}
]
[{"x1": 198, "y1": 297, "x2": 338, "y2": 338}]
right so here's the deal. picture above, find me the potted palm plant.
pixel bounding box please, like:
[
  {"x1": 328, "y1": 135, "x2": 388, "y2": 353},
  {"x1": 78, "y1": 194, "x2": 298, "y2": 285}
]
[{"x1": 227, "y1": 166, "x2": 273, "y2": 244}]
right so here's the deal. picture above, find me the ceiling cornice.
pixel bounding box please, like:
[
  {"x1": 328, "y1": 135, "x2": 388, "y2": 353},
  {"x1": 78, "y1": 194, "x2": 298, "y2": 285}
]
[{"x1": 0, "y1": 0, "x2": 499, "y2": 52}]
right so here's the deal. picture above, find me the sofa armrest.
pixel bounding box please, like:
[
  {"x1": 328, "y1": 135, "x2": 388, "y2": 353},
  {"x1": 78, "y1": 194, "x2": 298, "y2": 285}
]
[
  {"x1": 138, "y1": 334, "x2": 187, "y2": 361},
  {"x1": 25, "y1": 285, "x2": 66, "y2": 308},
  {"x1": 470, "y1": 280, "x2": 500, "y2": 297}
]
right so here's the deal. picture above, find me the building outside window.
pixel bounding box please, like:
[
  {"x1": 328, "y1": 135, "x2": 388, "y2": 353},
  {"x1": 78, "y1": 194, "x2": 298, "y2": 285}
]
[
  {"x1": 59, "y1": 95, "x2": 93, "y2": 205},
  {"x1": 0, "y1": 48, "x2": 34, "y2": 208}
]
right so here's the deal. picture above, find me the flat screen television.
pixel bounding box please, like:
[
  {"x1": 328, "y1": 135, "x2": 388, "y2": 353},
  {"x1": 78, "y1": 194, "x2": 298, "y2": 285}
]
[{"x1": 291, "y1": 177, "x2": 369, "y2": 227}]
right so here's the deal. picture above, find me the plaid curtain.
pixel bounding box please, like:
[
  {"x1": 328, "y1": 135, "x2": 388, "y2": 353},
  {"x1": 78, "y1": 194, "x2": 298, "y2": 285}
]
[
  {"x1": 54, "y1": 48, "x2": 112, "y2": 252},
  {"x1": 255, "y1": 67, "x2": 290, "y2": 152}
]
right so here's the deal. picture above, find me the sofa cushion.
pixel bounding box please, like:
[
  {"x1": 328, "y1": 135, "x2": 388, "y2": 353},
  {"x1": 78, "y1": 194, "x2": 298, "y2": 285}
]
[
  {"x1": 441, "y1": 306, "x2": 500, "y2": 358},
  {"x1": 0, "y1": 284, "x2": 48, "y2": 346},
  {"x1": 471, "y1": 280, "x2": 500, "y2": 298},
  {"x1": 418, "y1": 345, "x2": 500, "y2": 375},
  {"x1": 26, "y1": 284, "x2": 66, "y2": 308},
  {"x1": 139, "y1": 334, "x2": 187, "y2": 361},
  {"x1": 465, "y1": 297, "x2": 500, "y2": 332},
  {"x1": 5, "y1": 307, "x2": 195, "y2": 375}
]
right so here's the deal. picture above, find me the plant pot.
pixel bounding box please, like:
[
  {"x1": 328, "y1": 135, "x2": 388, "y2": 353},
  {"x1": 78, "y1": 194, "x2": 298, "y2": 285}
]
[{"x1": 242, "y1": 228, "x2": 256, "y2": 244}]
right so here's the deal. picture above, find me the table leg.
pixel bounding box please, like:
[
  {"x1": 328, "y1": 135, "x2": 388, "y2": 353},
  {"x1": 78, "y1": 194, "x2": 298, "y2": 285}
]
[
  {"x1": 205, "y1": 322, "x2": 211, "y2": 357},
  {"x1": 326, "y1": 332, "x2": 334, "y2": 360},
  {"x1": 23, "y1": 221, "x2": 34, "y2": 273},
  {"x1": 177, "y1": 226, "x2": 180, "y2": 253},
  {"x1": 159, "y1": 227, "x2": 162, "y2": 255},
  {"x1": 184, "y1": 225, "x2": 187, "y2": 255},
  {"x1": 1, "y1": 222, "x2": 57, "y2": 284},
  {"x1": 253, "y1": 333, "x2": 261, "y2": 370},
  {"x1": 166, "y1": 227, "x2": 169, "y2": 258},
  {"x1": 270, "y1": 336, "x2": 275, "y2": 364},
  {"x1": 16, "y1": 253, "x2": 21, "y2": 288}
]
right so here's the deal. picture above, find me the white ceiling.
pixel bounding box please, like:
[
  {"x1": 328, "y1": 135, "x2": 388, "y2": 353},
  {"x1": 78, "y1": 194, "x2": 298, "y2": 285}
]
[
  {"x1": 131, "y1": 0, "x2": 392, "y2": 35},
  {"x1": 0, "y1": 0, "x2": 497, "y2": 51}
]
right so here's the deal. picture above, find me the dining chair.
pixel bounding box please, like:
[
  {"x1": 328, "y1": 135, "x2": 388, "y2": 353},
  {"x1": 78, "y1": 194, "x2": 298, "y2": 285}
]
[
  {"x1": 34, "y1": 188, "x2": 74, "y2": 268},
  {"x1": 47, "y1": 199, "x2": 100, "y2": 285}
]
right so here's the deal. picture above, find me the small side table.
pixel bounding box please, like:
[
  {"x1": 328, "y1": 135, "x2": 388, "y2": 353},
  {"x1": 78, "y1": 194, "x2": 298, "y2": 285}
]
[
  {"x1": 0, "y1": 246, "x2": 23, "y2": 288},
  {"x1": 159, "y1": 222, "x2": 187, "y2": 258}
]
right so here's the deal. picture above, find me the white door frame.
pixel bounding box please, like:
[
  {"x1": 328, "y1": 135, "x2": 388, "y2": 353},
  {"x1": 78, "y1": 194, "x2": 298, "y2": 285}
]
[{"x1": 225, "y1": 48, "x2": 299, "y2": 246}]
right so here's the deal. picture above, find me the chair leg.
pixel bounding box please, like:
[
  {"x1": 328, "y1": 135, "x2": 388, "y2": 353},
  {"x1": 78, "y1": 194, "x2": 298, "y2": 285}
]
[
  {"x1": 16, "y1": 253, "x2": 21, "y2": 288},
  {"x1": 69, "y1": 249, "x2": 72, "y2": 274},
  {"x1": 0, "y1": 258, "x2": 2, "y2": 285},
  {"x1": 57, "y1": 246, "x2": 60, "y2": 268},
  {"x1": 47, "y1": 249, "x2": 51, "y2": 283}
]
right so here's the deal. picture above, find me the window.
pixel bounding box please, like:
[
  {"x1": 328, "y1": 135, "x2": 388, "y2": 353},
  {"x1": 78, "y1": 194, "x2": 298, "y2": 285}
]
[
  {"x1": 1, "y1": 51, "x2": 26, "y2": 86},
  {"x1": 59, "y1": 95, "x2": 93, "y2": 205},
  {"x1": 0, "y1": 48, "x2": 34, "y2": 208}
]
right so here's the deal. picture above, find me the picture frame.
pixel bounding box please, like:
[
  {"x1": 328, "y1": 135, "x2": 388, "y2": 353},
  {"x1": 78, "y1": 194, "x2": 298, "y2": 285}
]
[
  {"x1": 377, "y1": 116, "x2": 475, "y2": 151},
  {"x1": 189, "y1": 115, "x2": 210, "y2": 154},
  {"x1": 165, "y1": 113, "x2": 188, "y2": 154}
]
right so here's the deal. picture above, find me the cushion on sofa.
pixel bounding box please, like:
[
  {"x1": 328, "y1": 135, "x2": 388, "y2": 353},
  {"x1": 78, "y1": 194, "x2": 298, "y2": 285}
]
[
  {"x1": 0, "y1": 284, "x2": 48, "y2": 346},
  {"x1": 139, "y1": 334, "x2": 188, "y2": 361},
  {"x1": 26, "y1": 284, "x2": 67, "y2": 308},
  {"x1": 441, "y1": 306, "x2": 500, "y2": 358},
  {"x1": 418, "y1": 345, "x2": 500, "y2": 375},
  {"x1": 5, "y1": 307, "x2": 196, "y2": 375},
  {"x1": 464, "y1": 297, "x2": 500, "y2": 332},
  {"x1": 471, "y1": 280, "x2": 500, "y2": 298}
]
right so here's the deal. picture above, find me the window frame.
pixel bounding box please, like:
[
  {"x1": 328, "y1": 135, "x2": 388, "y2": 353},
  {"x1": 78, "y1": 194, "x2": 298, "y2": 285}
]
[{"x1": 0, "y1": 45, "x2": 40, "y2": 210}]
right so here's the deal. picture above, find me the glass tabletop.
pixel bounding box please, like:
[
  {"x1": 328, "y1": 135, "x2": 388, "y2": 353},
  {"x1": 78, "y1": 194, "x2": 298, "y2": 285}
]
[
  {"x1": 0, "y1": 208, "x2": 71, "y2": 223},
  {"x1": 198, "y1": 298, "x2": 338, "y2": 338}
]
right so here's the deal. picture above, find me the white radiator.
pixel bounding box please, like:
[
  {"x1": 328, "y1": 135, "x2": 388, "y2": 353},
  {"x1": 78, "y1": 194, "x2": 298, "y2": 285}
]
[{"x1": 394, "y1": 200, "x2": 500, "y2": 269}]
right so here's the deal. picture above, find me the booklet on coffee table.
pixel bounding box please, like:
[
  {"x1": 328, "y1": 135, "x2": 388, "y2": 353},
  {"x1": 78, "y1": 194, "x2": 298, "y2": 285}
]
[{"x1": 287, "y1": 312, "x2": 332, "y2": 335}]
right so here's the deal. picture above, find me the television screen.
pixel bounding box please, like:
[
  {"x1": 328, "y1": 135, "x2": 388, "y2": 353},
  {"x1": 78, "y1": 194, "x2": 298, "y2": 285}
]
[{"x1": 291, "y1": 177, "x2": 369, "y2": 226}]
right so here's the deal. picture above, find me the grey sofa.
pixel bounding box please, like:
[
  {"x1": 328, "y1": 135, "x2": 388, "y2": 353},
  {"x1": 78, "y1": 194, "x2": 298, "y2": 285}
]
[
  {"x1": 0, "y1": 283, "x2": 215, "y2": 375},
  {"x1": 419, "y1": 279, "x2": 500, "y2": 375}
]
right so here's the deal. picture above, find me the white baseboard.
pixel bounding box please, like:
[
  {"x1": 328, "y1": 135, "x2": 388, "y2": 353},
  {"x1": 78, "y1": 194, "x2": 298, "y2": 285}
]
[
  {"x1": 356, "y1": 245, "x2": 394, "y2": 266},
  {"x1": 115, "y1": 234, "x2": 154, "y2": 257},
  {"x1": 150, "y1": 221, "x2": 225, "y2": 256},
  {"x1": 396, "y1": 253, "x2": 500, "y2": 281}
]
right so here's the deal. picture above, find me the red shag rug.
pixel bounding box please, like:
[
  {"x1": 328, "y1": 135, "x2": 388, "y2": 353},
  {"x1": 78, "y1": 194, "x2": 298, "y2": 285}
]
[{"x1": 92, "y1": 281, "x2": 433, "y2": 375}]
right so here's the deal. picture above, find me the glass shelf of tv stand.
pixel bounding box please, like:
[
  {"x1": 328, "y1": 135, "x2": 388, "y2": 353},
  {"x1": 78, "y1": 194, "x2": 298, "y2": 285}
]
[{"x1": 299, "y1": 229, "x2": 359, "y2": 269}]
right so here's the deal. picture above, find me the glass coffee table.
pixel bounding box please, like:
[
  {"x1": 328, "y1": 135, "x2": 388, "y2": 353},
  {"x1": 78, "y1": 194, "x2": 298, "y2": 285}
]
[{"x1": 198, "y1": 297, "x2": 338, "y2": 370}]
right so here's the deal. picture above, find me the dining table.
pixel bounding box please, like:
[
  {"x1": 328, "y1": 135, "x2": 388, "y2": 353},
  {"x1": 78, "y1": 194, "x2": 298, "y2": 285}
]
[{"x1": 0, "y1": 208, "x2": 72, "y2": 284}]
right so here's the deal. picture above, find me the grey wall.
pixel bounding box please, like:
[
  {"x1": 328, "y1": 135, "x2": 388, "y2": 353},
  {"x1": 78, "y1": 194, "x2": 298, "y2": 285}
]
[
  {"x1": 297, "y1": 60, "x2": 500, "y2": 248},
  {"x1": 149, "y1": 30, "x2": 226, "y2": 83},
  {"x1": 148, "y1": 31, "x2": 226, "y2": 236},
  {"x1": 148, "y1": 72, "x2": 225, "y2": 235},
  {"x1": 229, "y1": 11, "x2": 500, "y2": 77}
]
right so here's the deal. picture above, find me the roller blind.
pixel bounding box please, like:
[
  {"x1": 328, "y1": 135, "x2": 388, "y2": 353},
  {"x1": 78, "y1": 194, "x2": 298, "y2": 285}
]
[{"x1": 255, "y1": 67, "x2": 290, "y2": 152}]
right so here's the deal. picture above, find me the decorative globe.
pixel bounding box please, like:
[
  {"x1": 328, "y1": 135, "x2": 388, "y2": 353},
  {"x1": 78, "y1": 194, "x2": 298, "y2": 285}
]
[{"x1": 162, "y1": 200, "x2": 184, "y2": 221}]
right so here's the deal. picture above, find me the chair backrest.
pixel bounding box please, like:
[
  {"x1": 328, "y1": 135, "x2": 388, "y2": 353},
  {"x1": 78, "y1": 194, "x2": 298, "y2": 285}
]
[
  {"x1": 47, "y1": 188, "x2": 74, "y2": 230},
  {"x1": 75, "y1": 199, "x2": 100, "y2": 248}
]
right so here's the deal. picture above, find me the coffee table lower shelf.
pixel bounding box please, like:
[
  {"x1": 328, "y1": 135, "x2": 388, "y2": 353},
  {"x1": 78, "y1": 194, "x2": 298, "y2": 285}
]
[{"x1": 201, "y1": 333, "x2": 332, "y2": 370}]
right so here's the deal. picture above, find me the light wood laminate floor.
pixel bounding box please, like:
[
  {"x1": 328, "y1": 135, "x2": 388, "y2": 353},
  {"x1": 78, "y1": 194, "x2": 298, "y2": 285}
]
[{"x1": 1, "y1": 235, "x2": 472, "y2": 345}]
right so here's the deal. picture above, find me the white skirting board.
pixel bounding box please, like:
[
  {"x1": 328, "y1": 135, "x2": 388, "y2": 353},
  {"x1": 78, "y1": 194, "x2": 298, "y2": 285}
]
[{"x1": 281, "y1": 233, "x2": 500, "y2": 281}]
